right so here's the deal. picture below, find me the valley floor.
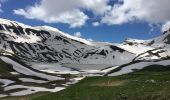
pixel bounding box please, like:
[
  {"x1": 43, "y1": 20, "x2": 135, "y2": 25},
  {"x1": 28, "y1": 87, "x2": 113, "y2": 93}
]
[{"x1": 33, "y1": 65, "x2": 170, "y2": 100}]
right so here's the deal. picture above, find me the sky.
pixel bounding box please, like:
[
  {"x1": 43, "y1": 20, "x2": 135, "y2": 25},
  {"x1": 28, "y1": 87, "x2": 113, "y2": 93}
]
[{"x1": 0, "y1": 0, "x2": 170, "y2": 43}]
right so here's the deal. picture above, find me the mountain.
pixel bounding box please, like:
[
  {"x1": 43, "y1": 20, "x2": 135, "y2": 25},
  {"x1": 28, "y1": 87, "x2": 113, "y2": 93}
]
[
  {"x1": 0, "y1": 18, "x2": 170, "y2": 97},
  {"x1": 106, "y1": 28, "x2": 170, "y2": 76},
  {"x1": 0, "y1": 18, "x2": 135, "y2": 65},
  {"x1": 116, "y1": 29, "x2": 170, "y2": 61},
  {"x1": 0, "y1": 18, "x2": 135, "y2": 97}
]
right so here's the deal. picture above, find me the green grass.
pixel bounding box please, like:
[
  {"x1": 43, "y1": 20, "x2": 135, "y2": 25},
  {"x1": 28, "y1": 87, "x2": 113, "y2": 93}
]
[{"x1": 33, "y1": 65, "x2": 170, "y2": 100}]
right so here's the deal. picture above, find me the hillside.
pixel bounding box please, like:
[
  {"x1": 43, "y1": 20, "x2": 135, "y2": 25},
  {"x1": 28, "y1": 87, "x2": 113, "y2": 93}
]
[
  {"x1": 0, "y1": 18, "x2": 134, "y2": 65},
  {"x1": 0, "y1": 18, "x2": 170, "y2": 98},
  {"x1": 33, "y1": 65, "x2": 170, "y2": 100}
]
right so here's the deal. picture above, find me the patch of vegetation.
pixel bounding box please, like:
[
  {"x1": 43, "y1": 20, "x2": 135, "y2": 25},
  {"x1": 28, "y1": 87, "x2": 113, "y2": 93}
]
[
  {"x1": 0, "y1": 59, "x2": 13, "y2": 75},
  {"x1": 34, "y1": 65, "x2": 170, "y2": 100}
]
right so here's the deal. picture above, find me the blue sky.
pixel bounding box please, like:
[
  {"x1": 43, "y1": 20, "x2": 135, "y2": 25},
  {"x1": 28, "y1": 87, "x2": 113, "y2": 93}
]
[{"x1": 0, "y1": 0, "x2": 169, "y2": 43}]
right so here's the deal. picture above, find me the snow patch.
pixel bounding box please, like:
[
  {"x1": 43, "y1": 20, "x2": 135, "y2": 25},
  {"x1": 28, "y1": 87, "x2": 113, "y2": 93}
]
[
  {"x1": 109, "y1": 60, "x2": 170, "y2": 76},
  {"x1": 0, "y1": 79, "x2": 14, "y2": 87},
  {"x1": 4, "y1": 85, "x2": 65, "y2": 96},
  {"x1": 0, "y1": 56, "x2": 64, "y2": 81},
  {"x1": 19, "y1": 78, "x2": 48, "y2": 83}
]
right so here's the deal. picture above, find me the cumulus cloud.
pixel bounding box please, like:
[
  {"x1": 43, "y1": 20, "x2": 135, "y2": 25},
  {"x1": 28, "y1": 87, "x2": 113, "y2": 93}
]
[
  {"x1": 14, "y1": 0, "x2": 110, "y2": 28},
  {"x1": 13, "y1": 0, "x2": 170, "y2": 29},
  {"x1": 74, "y1": 32, "x2": 82, "y2": 38},
  {"x1": 101, "y1": 0, "x2": 170, "y2": 25},
  {"x1": 92, "y1": 22, "x2": 100, "y2": 27},
  {"x1": 14, "y1": 8, "x2": 88, "y2": 28}
]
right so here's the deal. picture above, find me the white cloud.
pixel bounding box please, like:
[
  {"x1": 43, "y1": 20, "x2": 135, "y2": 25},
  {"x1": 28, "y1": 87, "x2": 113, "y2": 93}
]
[
  {"x1": 14, "y1": 0, "x2": 110, "y2": 28},
  {"x1": 101, "y1": 0, "x2": 170, "y2": 25},
  {"x1": 81, "y1": 0, "x2": 111, "y2": 15},
  {"x1": 92, "y1": 22, "x2": 100, "y2": 27},
  {"x1": 13, "y1": 0, "x2": 170, "y2": 29},
  {"x1": 74, "y1": 32, "x2": 82, "y2": 38},
  {"x1": 162, "y1": 21, "x2": 170, "y2": 32},
  {"x1": 14, "y1": 7, "x2": 88, "y2": 28},
  {"x1": 0, "y1": 0, "x2": 7, "y2": 12}
]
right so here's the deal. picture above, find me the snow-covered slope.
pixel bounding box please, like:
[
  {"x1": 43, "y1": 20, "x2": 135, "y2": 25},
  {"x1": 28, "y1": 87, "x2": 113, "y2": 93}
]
[
  {"x1": 0, "y1": 18, "x2": 135, "y2": 66},
  {"x1": 0, "y1": 18, "x2": 170, "y2": 98},
  {"x1": 0, "y1": 17, "x2": 170, "y2": 73},
  {"x1": 109, "y1": 59, "x2": 170, "y2": 76},
  {"x1": 0, "y1": 56, "x2": 63, "y2": 81},
  {"x1": 106, "y1": 28, "x2": 170, "y2": 76},
  {"x1": 0, "y1": 55, "x2": 80, "y2": 97},
  {"x1": 116, "y1": 38, "x2": 154, "y2": 55},
  {"x1": 133, "y1": 29, "x2": 170, "y2": 61},
  {"x1": 117, "y1": 28, "x2": 170, "y2": 60},
  {"x1": 146, "y1": 30, "x2": 170, "y2": 48}
]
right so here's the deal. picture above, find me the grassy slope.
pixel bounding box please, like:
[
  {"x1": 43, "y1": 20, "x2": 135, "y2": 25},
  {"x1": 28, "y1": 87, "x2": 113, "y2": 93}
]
[{"x1": 33, "y1": 65, "x2": 170, "y2": 100}]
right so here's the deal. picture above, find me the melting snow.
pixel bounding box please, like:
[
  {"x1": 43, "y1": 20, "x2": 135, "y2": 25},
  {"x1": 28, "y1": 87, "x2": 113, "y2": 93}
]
[
  {"x1": 0, "y1": 79, "x2": 14, "y2": 87},
  {"x1": 31, "y1": 63, "x2": 80, "y2": 75},
  {"x1": 4, "y1": 85, "x2": 65, "y2": 96},
  {"x1": 109, "y1": 60, "x2": 170, "y2": 76},
  {"x1": 0, "y1": 56, "x2": 64, "y2": 81},
  {"x1": 19, "y1": 78, "x2": 48, "y2": 83}
]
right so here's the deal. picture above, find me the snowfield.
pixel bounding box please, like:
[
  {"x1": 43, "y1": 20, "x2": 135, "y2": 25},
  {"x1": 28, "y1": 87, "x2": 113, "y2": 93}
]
[
  {"x1": 116, "y1": 38, "x2": 154, "y2": 55},
  {"x1": 116, "y1": 43, "x2": 154, "y2": 55},
  {"x1": 30, "y1": 63, "x2": 119, "y2": 75},
  {"x1": 30, "y1": 63, "x2": 80, "y2": 75},
  {"x1": 0, "y1": 56, "x2": 64, "y2": 81},
  {"x1": 109, "y1": 59, "x2": 170, "y2": 76},
  {"x1": 0, "y1": 79, "x2": 14, "y2": 87},
  {"x1": 19, "y1": 78, "x2": 48, "y2": 83},
  {"x1": 0, "y1": 55, "x2": 117, "y2": 97},
  {"x1": 4, "y1": 85, "x2": 65, "y2": 96}
]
